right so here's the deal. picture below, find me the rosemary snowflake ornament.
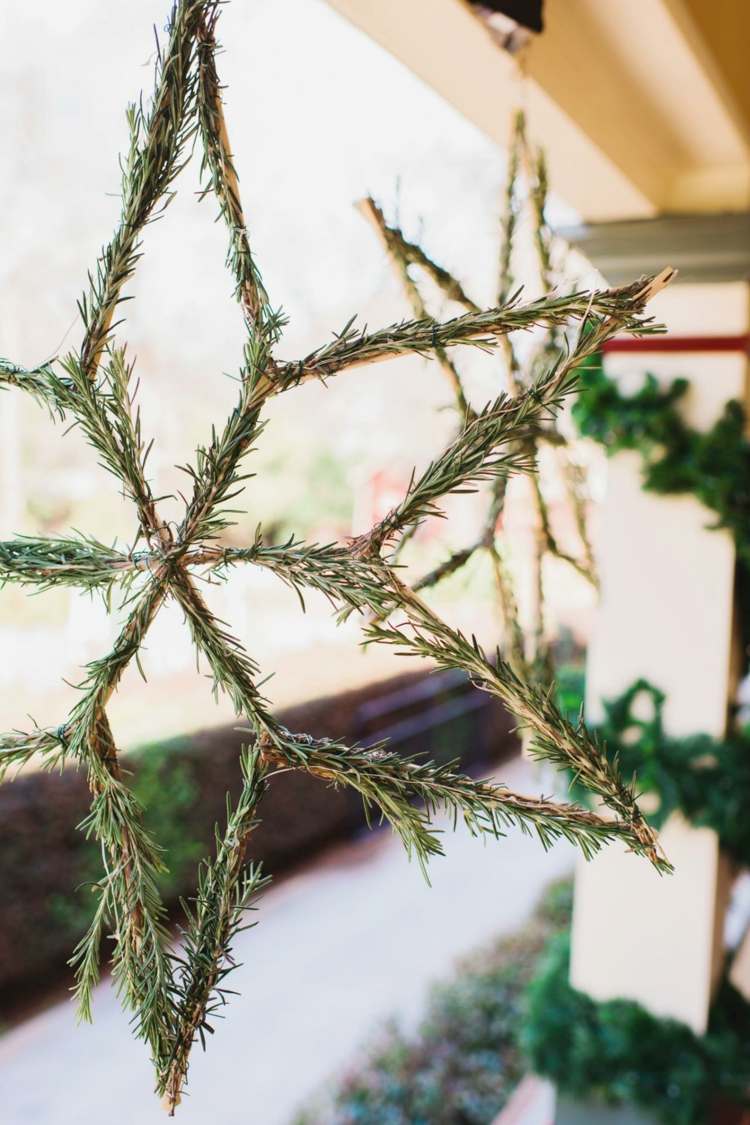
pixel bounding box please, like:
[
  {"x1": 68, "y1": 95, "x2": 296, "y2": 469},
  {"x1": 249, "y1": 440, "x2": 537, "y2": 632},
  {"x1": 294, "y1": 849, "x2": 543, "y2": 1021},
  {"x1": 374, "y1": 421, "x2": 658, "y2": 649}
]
[{"x1": 0, "y1": 0, "x2": 673, "y2": 1111}]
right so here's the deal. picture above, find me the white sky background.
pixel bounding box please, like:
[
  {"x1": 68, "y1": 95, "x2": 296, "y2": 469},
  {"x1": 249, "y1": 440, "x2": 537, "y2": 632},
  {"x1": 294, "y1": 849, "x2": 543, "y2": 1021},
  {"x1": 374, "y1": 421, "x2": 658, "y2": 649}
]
[
  {"x1": 0, "y1": 0, "x2": 584, "y2": 741},
  {"x1": 0, "y1": 0, "x2": 518, "y2": 550},
  {"x1": 2, "y1": 0, "x2": 504, "y2": 375},
  {"x1": 1, "y1": 0, "x2": 577, "y2": 402}
]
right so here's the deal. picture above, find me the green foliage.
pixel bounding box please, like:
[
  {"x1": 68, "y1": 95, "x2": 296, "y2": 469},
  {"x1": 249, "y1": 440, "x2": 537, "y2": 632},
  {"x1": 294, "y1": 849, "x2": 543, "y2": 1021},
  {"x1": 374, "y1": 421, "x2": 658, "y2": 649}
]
[
  {"x1": 319, "y1": 976, "x2": 523, "y2": 1125},
  {"x1": 131, "y1": 741, "x2": 204, "y2": 897},
  {"x1": 257, "y1": 446, "x2": 354, "y2": 540},
  {"x1": 49, "y1": 740, "x2": 203, "y2": 941},
  {"x1": 555, "y1": 663, "x2": 586, "y2": 725},
  {"x1": 559, "y1": 356, "x2": 750, "y2": 1116},
  {"x1": 572, "y1": 353, "x2": 750, "y2": 844},
  {"x1": 522, "y1": 934, "x2": 750, "y2": 1125},
  {"x1": 571, "y1": 679, "x2": 750, "y2": 866},
  {"x1": 572, "y1": 353, "x2": 750, "y2": 564},
  {"x1": 296, "y1": 882, "x2": 572, "y2": 1125}
]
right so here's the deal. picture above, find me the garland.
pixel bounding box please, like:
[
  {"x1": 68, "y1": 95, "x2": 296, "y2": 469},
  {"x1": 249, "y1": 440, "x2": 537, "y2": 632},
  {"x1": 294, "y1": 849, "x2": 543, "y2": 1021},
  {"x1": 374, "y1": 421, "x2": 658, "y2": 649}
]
[
  {"x1": 530, "y1": 357, "x2": 750, "y2": 1118},
  {"x1": 572, "y1": 353, "x2": 750, "y2": 566},
  {"x1": 522, "y1": 934, "x2": 750, "y2": 1125},
  {"x1": 571, "y1": 355, "x2": 750, "y2": 860},
  {"x1": 573, "y1": 679, "x2": 750, "y2": 867}
]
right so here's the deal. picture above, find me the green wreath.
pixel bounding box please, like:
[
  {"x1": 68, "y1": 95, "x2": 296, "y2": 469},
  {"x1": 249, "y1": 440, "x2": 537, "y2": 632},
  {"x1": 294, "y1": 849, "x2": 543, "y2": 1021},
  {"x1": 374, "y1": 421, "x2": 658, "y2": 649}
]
[{"x1": 522, "y1": 933, "x2": 750, "y2": 1125}]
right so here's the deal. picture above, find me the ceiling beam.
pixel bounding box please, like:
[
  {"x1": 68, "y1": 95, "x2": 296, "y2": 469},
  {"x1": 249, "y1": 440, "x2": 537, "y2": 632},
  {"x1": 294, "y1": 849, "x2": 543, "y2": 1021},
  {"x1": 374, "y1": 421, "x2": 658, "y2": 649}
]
[
  {"x1": 537, "y1": 0, "x2": 750, "y2": 212},
  {"x1": 559, "y1": 212, "x2": 750, "y2": 286}
]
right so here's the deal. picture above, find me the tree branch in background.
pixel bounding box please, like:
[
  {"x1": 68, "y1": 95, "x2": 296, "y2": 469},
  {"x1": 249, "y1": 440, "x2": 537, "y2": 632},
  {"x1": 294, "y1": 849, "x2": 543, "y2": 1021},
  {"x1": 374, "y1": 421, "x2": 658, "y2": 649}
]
[
  {"x1": 357, "y1": 115, "x2": 617, "y2": 679},
  {"x1": 357, "y1": 197, "x2": 475, "y2": 418}
]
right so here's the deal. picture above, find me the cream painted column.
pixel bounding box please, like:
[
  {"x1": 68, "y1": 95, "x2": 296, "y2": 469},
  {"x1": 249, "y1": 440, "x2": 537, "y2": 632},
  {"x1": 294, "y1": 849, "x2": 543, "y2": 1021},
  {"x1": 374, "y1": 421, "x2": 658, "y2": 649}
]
[{"x1": 569, "y1": 282, "x2": 749, "y2": 1035}]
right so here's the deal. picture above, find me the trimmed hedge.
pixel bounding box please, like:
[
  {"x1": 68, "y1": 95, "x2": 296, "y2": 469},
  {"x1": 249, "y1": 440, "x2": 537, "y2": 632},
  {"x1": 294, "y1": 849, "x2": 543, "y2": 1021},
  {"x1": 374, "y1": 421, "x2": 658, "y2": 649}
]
[
  {"x1": 293, "y1": 879, "x2": 750, "y2": 1125},
  {"x1": 294, "y1": 882, "x2": 573, "y2": 1125},
  {"x1": 0, "y1": 667, "x2": 515, "y2": 1012}
]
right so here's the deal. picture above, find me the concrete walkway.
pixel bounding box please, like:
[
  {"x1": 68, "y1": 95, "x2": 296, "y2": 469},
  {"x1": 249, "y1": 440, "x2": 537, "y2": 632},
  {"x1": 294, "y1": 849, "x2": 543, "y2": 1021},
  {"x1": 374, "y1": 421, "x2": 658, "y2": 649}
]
[{"x1": 0, "y1": 757, "x2": 574, "y2": 1125}]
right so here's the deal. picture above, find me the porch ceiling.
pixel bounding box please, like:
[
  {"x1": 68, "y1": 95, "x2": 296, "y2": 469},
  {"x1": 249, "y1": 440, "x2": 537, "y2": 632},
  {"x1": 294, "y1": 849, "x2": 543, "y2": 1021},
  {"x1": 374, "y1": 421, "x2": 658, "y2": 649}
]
[{"x1": 324, "y1": 0, "x2": 750, "y2": 221}]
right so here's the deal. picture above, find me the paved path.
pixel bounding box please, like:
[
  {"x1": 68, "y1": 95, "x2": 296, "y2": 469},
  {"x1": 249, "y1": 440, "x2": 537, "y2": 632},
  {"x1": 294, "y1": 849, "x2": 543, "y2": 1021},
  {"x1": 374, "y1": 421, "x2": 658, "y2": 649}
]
[{"x1": 1, "y1": 758, "x2": 574, "y2": 1125}]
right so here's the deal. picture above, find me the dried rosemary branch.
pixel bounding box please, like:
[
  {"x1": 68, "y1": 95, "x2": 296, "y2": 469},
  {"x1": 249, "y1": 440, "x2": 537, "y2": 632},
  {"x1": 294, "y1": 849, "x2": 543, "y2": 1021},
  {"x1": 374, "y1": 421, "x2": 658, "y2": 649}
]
[
  {"x1": 357, "y1": 110, "x2": 601, "y2": 681},
  {"x1": 0, "y1": 0, "x2": 673, "y2": 1112}
]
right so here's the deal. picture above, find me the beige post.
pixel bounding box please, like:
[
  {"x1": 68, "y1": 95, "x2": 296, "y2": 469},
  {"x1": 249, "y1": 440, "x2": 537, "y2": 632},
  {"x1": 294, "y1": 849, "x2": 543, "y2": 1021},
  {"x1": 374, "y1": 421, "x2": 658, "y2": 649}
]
[{"x1": 569, "y1": 281, "x2": 749, "y2": 1035}]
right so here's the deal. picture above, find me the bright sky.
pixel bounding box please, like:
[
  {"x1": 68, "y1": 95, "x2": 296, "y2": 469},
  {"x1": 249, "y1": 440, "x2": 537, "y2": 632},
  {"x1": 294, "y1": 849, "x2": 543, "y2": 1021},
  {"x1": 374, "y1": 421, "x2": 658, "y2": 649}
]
[{"x1": 0, "y1": 0, "x2": 578, "y2": 359}]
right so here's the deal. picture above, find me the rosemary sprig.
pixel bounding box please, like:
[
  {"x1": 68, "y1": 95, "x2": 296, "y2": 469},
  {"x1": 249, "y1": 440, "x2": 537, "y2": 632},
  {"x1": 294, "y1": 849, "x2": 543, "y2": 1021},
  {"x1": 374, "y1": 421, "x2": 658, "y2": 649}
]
[
  {"x1": 161, "y1": 746, "x2": 269, "y2": 1108},
  {"x1": 363, "y1": 576, "x2": 668, "y2": 872},
  {"x1": 71, "y1": 716, "x2": 173, "y2": 1062},
  {"x1": 0, "y1": 357, "x2": 68, "y2": 414},
  {"x1": 76, "y1": 0, "x2": 218, "y2": 382},
  {"x1": 0, "y1": 534, "x2": 131, "y2": 593},
  {"x1": 258, "y1": 732, "x2": 654, "y2": 873},
  {"x1": 274, "y1": 287, "x2": 663, "y2": 392},
  {"x1": 356, "y1": 197, "x2": 475, "y2": 418}
]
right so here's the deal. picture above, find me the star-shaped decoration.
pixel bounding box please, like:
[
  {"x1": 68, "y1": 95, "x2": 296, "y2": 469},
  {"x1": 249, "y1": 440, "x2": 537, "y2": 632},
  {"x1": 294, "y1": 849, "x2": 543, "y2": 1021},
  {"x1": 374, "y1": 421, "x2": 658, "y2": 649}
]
[{"x1": 0, "y1": 0, "x2": 670, "y2": 1110}]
